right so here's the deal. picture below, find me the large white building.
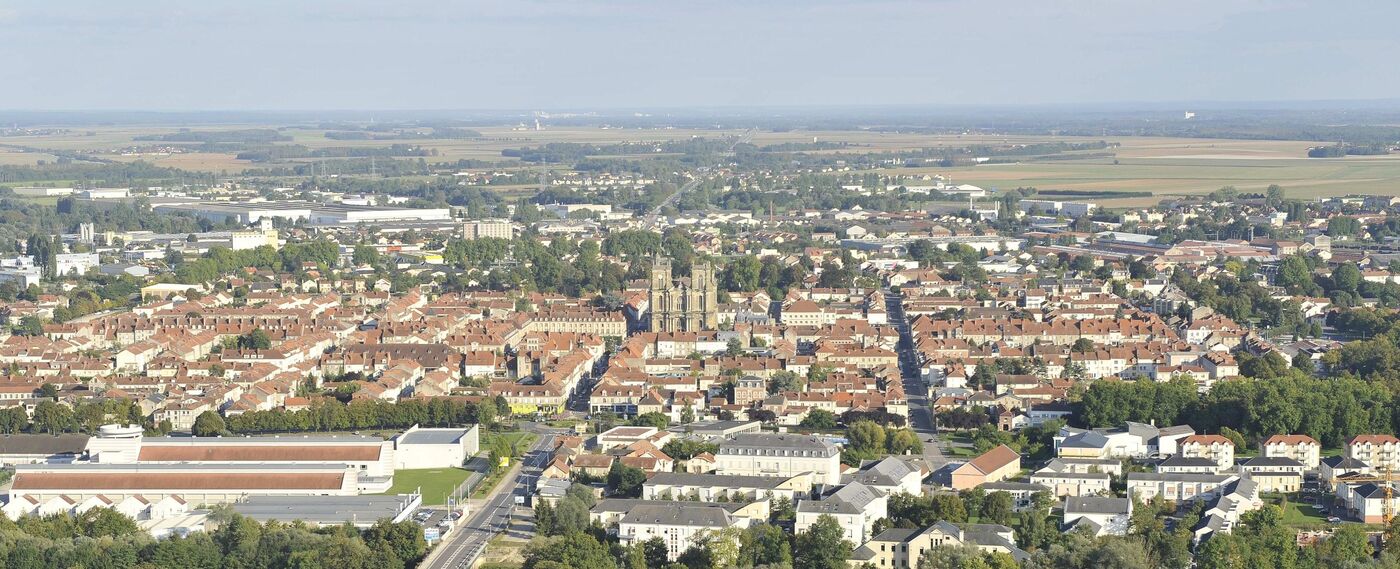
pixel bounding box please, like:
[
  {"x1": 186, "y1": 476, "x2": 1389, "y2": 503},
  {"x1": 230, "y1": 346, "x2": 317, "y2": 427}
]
[
  {"x1": 796, "y1": 482, "x2": 887, "y2": 545},
  {"x1": 389, "y1": 424, "x2": 479, "y2": 470},
  {"x1": 617, "y1": 503, "x2": 747, "y2": 561},
  {"x1": 715, "y1": 434, "x2": 842, "y2": 486}
]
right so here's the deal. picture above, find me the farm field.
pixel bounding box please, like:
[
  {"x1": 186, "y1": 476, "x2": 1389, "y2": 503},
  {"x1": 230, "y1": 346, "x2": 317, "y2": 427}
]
[{"x1": 5, "y1": 125, "x2": 1400, "y2": 205}]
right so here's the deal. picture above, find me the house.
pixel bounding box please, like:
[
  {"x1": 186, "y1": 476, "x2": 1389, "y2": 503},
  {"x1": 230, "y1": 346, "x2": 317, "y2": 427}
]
[
  {"x1": 848, "y1": 522, "x2": 1029, "y2": 567},
  {"x1": 571, "y1": 454, "x2": 616, "y2": 479},
  {"x1": 1180, "y1": 435, "x2": 1235, "y2": 471},
  {"x1": 1030, "y1": 461, "x2": 1112, "y2": 498},
  {"x1": 845, "y1": 457, "x2": 923, "y2": 496},
  {"x1": 1126, "y1": 472, "x2": 1234, "y2": 502},
  {"x1": 1062, "y1": 496, "x2": 1131, "y2": 536},
  {"x1": 1346, "y1": 434, "x2": 1400, "y2": 471},
  {"x1": 1320, "y1": 456, "x2": 1370, "y2": 491},
  {"x1": 950, "y1": 445, "x2": 1020, "y2": 490},
  {"x1": 1262, "y1": 434, "x2": 1321, "y2": 469},
  {"x1": 1337, "y1": 482, "x2": 1400, "y2": 524},
  {"x1": 1240, "y1": 457, "x2": 1305, "y2": 493},
  {"x1": 1156, "y1": 455, "x2": 1222, "y2": 475},
  {"x1": 796, "y1": 481, "x2": 888, "y2": 545}
]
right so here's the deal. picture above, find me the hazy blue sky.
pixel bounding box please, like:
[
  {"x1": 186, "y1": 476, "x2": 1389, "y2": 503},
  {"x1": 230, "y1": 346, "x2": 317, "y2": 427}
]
[{"x1": 3, "y1": 0, "x2": 1397, "y2": 111}]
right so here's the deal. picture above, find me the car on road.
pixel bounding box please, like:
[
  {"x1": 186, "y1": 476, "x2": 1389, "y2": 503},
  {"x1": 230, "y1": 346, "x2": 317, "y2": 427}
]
[{"x1": 1327, "y1": 517, "x2": 1342, "y2": 523}]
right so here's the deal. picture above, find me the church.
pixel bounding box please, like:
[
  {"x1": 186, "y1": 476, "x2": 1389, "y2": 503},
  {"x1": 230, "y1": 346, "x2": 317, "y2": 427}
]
[{"x1": 648, "y1": 257, "x2": 718, "y2": 332}]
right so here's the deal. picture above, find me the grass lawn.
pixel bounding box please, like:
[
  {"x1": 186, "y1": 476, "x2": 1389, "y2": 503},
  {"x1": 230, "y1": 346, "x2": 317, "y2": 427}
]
[
  {"x1": 945, "y1": 433, "x2": 979, "y2": 458},
  {"x1": 1272, "y1": 496, "x2": 1330, "y2": 529},
  {"x1": 382, "y1": 468, "x2": 473, "y2": 506},
  {"x1": 485, "y1": 431, "x2": 538, "y2": 455}
]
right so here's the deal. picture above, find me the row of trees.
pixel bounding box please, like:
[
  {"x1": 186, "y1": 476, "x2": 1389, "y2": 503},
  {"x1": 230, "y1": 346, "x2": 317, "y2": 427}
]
[
  {"x1": 1075, "y1": 372, "x2": 1393, "y2": 448},
  {"x1": 0, "y1": 509, "x2": 426, "y2": 569},
  {"x1": 218, "y1": 396, "x2": 508, "y2": 435},
  {"x1": 524, "y1": 514, "x2": 847, "y2": 569}
]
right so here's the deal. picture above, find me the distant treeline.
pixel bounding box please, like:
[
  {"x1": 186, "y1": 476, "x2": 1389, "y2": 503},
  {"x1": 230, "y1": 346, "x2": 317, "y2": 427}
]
[
  {"x1": 324, "y1": 127, "x2": 482, "y2": 140},
  {"x1": 1307, "y1": 144, "x2": 1393, "y2": 158},
  {"x1": 234, "y1": 143, "x2": 435, "y2": 162},
  {"x1": 134, "y1": 128, "x2": 290, "y2": 144},
  {"x1": 1034, "y1": 189, "x2": 1154, "y2": 199},
  {"x1": 0, "y1": 160, "x2": 207, "y2": 185}
]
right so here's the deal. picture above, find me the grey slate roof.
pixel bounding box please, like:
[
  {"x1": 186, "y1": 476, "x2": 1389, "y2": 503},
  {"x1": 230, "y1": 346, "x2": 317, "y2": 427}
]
[
  {"x1": 644, "y1": 472, "x2": 795, "y2": 489},
  {"x1": 620, "y1": 503, "x2": 734, "y2": 527},
  {"x1": 0, "y1": 433, "x2": 90, "y2": 456},
  {"x1": 1065, "y1": 496, "x2": 1130, "y2": 515},
  {"x1": 717, "y1": 433, "x2": 838, "y2": 457}
]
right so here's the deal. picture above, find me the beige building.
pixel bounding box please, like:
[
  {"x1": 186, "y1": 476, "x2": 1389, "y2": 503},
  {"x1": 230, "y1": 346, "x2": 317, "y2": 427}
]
[
  {"x1": 463, "y1": 219, "x2": 515, "y2": 240},
  {"x1": 1263, "y1": 434, "x2": 1321, "y2": 469},
  {"x1": 1180, "y1": 435, "x2": 1235, "y2": 471},
  {"x1": 951, "y1": 445, "x2": 1020, "y2": 490},
  {"x1": 649, "y1": 258, "x2": 718, "y2": 332},
  {"x1": 715, "y1": 433, "x2": 842, "y2": 486},
  {"x1": 1346, "y1": 434, "x2": 1400, "y2": 471}
]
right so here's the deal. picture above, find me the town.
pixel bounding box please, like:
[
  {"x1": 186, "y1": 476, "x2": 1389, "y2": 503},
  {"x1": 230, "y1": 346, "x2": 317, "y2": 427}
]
[
  {"x1": 4, "y1": 2, "x2": 1400, "y2": 567},
  {"x1": 2, "y1": 129, "x2": 1400, "y2": 569}
]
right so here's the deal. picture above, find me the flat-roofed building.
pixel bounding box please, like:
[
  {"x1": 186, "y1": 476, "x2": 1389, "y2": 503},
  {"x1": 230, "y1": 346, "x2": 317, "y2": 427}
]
[
  {"x1": 231, "y1": 494, "x2": 422, "y2": 528},
  {"x1": 390, "y1": 424, "x2": 480, "y2": 470},
  {"x1": 0, "y1": 433, "x2": 90, "y2": 466},
  {"x1": 8, "y1": 463, "x2": 360, "y2": 508}
]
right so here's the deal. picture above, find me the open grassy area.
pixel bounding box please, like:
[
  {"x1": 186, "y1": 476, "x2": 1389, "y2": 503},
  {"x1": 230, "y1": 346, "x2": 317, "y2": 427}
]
[
  {"x1": 382, "y1": 467, "x2": 472, "y2": 506},
  {"x1": 1268, "y1": 494, "x2": 1331, "y2": 529},
  {"x1": 944, "y1": 432, "x2": 979, "y2": 458}
]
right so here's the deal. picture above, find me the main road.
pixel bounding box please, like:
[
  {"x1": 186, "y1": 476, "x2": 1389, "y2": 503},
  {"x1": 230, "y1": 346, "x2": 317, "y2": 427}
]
[
  {"x1": 422, "y1": 428, "x2": 557, "y2": 569},
  {"x1": 886, "y1": 288, "x2": 950, "y2": 469}
]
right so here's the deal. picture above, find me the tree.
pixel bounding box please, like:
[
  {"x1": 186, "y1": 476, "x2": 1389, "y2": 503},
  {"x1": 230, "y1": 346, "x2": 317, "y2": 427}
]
[
  {"x1": 768, "y1": 370, "x2": 805, "y2": 394},
  {"x1": 1333, "y1": 263, "x2": 1362, "y2": 293},
  {"x1": 641, "y1": 536, "x2": 670, "y2": 569},
  {"x1": 630, "y1": 412, "x2": 670, "y2": 429},
  {"x1": 192, "y1": 411, "x2": 226, "y2": 437},
  {"x1": 725, "y1": 338, "x2": 744, "y2": 357},
  {"x1": 607, "y1": 461, "x2": 647, "y2": 498},
  {"x1": 1318, "y1": 524, "x2": 1373, "y2": 566},
  {"x1": 981, "y1": 491, "x2": 1014, "y2": 526},
  {"x1": 237, "y1": 329, "x2": 272, "y2": 350},
  {"x1": 801, "y1": 409, "x2": 838, "y2": 430},
  {"x1": 523, "y1": 532, "x2": 616, "y2": 569},
  {"x1": 1071, "y1": 338, "x2": 1095, "y2": 353},
  {"x1": 352, "y1": 244, "x2": 381, "y2": 266},
  {"x1": 847, "y1": 420, "x2": 887, "y2": 454},
  {"x1": 1277, "y1": 255, "x2": 1316, "y2": 294},
  {"x1": 740, "y1": 523, "x2": 793, "y2": 567},
  {"x1": 794, "y1": 514, "x2": 853, "y2": 569},
  {"x1": 362, "y1": 519, "x2": 428, "y2": 566},
  {"x1": 1265, "y1": 184, "x2": 1286, "y2": 208}
]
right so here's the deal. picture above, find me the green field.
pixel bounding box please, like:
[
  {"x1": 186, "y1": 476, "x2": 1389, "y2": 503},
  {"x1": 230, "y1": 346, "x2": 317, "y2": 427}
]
[
  {"x1": 10, "y1": 125, "x2": 1400, "y2": 205},
  {"x1": 382, "y1": 467, "x2": 473, "y2": 506}
]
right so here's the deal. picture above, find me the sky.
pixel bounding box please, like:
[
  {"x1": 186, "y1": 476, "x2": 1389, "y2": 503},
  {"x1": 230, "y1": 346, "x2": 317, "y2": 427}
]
[{"x1": 2, "y1": 0, "x2": 1398, "y2": 111}]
